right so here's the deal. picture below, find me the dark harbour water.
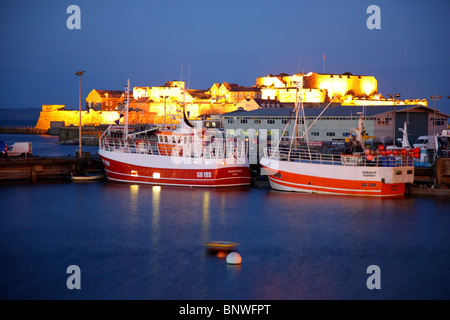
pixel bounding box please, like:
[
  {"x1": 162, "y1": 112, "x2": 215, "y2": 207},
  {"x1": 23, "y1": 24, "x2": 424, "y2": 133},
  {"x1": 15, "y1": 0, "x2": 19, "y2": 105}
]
[{"x1": 0, "y1": 135, "x2": 450, "y2": 300}]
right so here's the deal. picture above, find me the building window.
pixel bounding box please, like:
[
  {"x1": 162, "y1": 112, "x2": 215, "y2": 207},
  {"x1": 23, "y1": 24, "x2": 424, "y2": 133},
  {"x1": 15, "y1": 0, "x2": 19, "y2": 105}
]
[
  {"x1": 326, "y1": 132, "x2": 335, "y2": 137},
  {"x1": 311, "y1": 132, "x2": 319, "y2": 136},
  {"x1": 342, "y1": 132, "x2": 351, "y2": 137},
  {"x1": 377, "y1": 117, "x2": 390, "y2": 125},
  {"x1": 240, "y1": 119, "x2": 248, "y2": 124},
  {"x1": 254, "y1": 119, "x2": 261, "y2": 124},
  {"x1": 281, "y1": 119, "x2": 289, "y2": 124},
  {"x1": 227, "y1": 118, "x2": 234, "y2": 124},
  {"x1": 267, "y1": 119, "x2": 275, "y2": 124},
  {"x1": 431, "y1": 117, "x2": 445, "y2": 126}
]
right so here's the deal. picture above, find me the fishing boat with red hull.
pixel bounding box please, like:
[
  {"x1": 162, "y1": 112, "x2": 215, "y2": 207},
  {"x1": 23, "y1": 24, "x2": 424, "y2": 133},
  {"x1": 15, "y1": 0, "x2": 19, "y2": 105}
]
[
  {"x1": 98, "y1": 80, "x2": 251, "y2": 188},
  {"x1": 261, "y1": 148, "x2": 415, "y2": 197},
  {"x1": 260, "y1": 76, "x2": 415, "y2": 197}
]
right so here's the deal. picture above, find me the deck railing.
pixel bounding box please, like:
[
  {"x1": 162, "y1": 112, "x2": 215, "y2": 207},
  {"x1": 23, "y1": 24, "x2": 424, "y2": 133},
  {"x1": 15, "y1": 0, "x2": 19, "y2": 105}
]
[
  {"x1": 100, "y1": 136, "x2": 247, "y2": 161},
  {"x1": 264, "y1": 147, "x2": 414, "y2": 167}
]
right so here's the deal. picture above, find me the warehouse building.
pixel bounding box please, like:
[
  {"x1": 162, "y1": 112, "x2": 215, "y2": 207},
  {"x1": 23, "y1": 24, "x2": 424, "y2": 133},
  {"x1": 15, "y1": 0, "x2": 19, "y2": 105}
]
[{"x1": 221, "y1": 104, "x2": 449, "y2": 163}]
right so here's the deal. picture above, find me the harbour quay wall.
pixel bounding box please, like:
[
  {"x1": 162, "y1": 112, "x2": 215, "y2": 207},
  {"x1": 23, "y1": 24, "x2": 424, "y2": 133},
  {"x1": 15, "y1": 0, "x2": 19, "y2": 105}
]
[
  {"x1": 58, "y1": 126, "x2": 104, "y2": 146},
  {"x1": 0, "y1": 156, "x2": 103, "y2": 182},
  {"x1": 0, "y1": 126, "x2": 47, "y2": 135}
]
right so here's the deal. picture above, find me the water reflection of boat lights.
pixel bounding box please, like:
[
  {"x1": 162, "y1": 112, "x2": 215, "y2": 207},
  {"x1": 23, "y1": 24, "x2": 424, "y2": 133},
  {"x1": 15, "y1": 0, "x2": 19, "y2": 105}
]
[
  {"x1": 130, "y1": 184, "x2": 139, "y2": 214},
  {"x1": 152, "y1": 186, "x2": 160, "y2": 242},
  {"x1": 202, "y1": 191, "x2": 210, "y2": 242}
]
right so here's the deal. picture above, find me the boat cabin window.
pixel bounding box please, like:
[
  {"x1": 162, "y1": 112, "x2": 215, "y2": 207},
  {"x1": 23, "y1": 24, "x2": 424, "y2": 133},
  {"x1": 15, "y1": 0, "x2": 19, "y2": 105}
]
[{"x1": 164, "y1": 136, "x2": 168, "y2": 143}]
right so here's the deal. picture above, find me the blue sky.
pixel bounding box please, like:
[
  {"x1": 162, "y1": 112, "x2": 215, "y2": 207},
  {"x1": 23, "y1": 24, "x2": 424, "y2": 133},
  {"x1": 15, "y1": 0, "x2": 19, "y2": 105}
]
[{"x1": 1, "y1": 0, "x2": 449, "y2": 114}]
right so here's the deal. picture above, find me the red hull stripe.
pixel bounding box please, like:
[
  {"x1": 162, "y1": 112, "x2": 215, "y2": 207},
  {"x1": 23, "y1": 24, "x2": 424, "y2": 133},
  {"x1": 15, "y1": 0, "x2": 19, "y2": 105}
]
[
  {"x1": 264, "y1": 167, "x2": 405, "y2": 197},
  {"x1": 101, "y1": 156, "x2": 251, "y2": 187}
]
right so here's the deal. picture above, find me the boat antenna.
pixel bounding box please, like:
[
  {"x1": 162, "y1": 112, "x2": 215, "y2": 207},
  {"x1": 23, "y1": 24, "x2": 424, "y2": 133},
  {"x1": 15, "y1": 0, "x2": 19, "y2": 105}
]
[{"x1": 187, "y1": 63, "x2": 190, "y2": 89}]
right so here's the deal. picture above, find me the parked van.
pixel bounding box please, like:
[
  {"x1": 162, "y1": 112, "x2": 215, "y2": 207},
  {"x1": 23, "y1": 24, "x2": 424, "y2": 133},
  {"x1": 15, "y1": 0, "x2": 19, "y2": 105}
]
[
  {"x1": 0, "y1": 141, "x2": 7, "y2": 157},
  {"x1": 413, "y1": 135, "x2": 435, "y2": 150},
  {"x1": 7, "y1": 142, "x2": 32, "y2": 157}
]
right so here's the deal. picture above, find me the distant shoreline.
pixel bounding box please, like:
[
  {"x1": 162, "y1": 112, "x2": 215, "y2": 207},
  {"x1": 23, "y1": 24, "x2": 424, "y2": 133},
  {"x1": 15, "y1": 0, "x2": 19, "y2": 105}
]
[{"x1": 0, "y1": 107, "x2": 41, "y2": 127}]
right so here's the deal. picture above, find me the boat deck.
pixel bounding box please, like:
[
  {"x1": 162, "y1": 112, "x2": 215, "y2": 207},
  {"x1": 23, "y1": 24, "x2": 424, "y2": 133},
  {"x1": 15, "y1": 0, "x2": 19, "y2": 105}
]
[{"x1": 265, "y1": 147, "x2": 415, "y2": 168}]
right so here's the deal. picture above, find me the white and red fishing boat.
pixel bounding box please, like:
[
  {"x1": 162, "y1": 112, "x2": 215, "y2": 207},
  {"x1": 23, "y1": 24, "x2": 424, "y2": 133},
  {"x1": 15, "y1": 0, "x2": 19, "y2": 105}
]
[
  {"x1": 98, "y1": 80, "x2": 251, "y2": 187},
  {"x1": 260, "y1": 81, "x2": 415, "y2": 197}
]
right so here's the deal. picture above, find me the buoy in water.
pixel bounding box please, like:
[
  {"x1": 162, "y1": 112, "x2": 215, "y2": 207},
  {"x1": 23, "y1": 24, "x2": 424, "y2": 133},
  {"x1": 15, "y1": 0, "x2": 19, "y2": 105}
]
[{"x1": 226, "y1": 252, "x2": 242, "y2": 265}]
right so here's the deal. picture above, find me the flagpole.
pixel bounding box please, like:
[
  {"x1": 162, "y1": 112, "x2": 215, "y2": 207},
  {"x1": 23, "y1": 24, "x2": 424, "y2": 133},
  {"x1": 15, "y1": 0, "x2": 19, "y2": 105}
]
[
  {"x1": 75, "y1": 70, "x2": 85, "y2": 159},
  {"x1": 323, "y1": 53, "x2": 325, "y2": 73}
]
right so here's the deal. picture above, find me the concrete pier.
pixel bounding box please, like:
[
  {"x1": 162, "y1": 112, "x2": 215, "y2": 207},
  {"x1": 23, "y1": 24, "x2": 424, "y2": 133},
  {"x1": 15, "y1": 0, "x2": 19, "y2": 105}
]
[
  {"x1": 435, "y1": 158, "x2": 450, "y2": 185},
  {"x1": 0, "y1": 155, "x2": 104, "y2": 182}
]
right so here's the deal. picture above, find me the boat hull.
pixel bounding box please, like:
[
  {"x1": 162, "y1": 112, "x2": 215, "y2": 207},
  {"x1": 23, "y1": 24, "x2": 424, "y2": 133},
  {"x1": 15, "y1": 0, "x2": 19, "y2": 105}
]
[
  {"x1": 99, "y1": 149, "x2": 251, "y2": 187},
  {"x1": 260, "y1": 157, "x2": 414, "y2": 197},
  {"x1": 71, "y1": 172, "x2": 105, "y2": 181}
]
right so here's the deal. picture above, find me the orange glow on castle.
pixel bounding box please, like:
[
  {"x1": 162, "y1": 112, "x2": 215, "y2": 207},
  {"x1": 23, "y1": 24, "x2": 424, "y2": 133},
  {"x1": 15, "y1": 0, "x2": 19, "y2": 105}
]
[{"x1": 35, "y1": 72, "x2": 427, "y2": 131}]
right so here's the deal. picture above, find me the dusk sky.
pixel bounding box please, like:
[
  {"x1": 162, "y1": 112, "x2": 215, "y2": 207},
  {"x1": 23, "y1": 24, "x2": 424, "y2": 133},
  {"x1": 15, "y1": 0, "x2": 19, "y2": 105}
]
[{"x1": 1, "y1": 0, "x2": 449, "y2": 114}]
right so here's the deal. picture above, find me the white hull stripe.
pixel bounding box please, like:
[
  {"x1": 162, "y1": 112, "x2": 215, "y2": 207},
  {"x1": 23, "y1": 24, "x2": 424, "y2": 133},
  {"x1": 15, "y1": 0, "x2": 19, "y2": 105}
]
[
  {"x1": 268, "y1": 180, "x2": 401, "y2": 197},
  {"x1": 106, "y1": 176, "x2": 249, "y2": 188}
]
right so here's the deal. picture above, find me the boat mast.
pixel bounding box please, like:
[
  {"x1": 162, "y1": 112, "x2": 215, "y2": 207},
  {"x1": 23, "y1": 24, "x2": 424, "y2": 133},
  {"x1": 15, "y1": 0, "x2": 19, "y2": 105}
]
[
  {"x1": 289, "y1": 79, "x2": 302, "y2": 158},
  {"x1": 124, "y1": 79, "x2": 130, "y2": 140},
  {"x1": 300, "y1": 76, "x2": 312, "y2": 159}
]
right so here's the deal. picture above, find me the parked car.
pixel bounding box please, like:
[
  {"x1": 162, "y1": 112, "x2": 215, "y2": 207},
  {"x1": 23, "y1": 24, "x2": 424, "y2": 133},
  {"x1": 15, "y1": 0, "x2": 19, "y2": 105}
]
[
  {"x1": 413, "y1": 135, "x2": 435, "y2": 150},
  {"x1": 0, "y1": 141, "x2": 7, "y2": 157},
  {"x1": 6, "y1": 142, "x2": 32, "y2": 157}
]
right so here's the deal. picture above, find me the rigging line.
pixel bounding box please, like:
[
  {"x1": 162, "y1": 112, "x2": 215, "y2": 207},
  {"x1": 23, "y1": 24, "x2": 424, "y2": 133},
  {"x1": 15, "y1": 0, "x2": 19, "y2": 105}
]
[
  {"x1": 300, "y1": 96, "x2": 311, "y2": 159},
  {"x1": 289, "y1": 83, "x2": 302, "y2": 159},
  {"x1": 301, "y1": 95, "x2": 338, "y2": 136}
]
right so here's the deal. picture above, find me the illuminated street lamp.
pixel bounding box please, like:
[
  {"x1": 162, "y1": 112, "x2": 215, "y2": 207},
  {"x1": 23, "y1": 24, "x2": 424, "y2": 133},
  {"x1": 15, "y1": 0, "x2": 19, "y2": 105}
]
[
  {"x1": 75, "y1": 70, "x2": 85, "y2": 158},
  {"x1": 160, "y1": 95, "x2": 169, "y2": 129}
]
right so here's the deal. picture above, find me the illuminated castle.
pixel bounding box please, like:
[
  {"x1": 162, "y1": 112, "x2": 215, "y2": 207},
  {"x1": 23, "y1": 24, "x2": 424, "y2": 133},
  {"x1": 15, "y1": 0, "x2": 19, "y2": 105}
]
[
  {"x1": 35, "y1": 72, "x2": 427, "y2": 131},
  {"x1": 256, "y1": 72, "x2": 427, "y2": 106}
]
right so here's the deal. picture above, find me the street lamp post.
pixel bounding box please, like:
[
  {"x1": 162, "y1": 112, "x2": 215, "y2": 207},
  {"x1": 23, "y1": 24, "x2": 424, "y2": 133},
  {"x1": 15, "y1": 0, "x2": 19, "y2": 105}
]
[
  {"x1": 160, "y1": 95, "x2": 169, "y2": 129},
  {"x1": 389, "y1": 93, "x2": 400, "y2": 146},
  {"x1": 75, "y1": 71, "x2": 85, "y2": 159}
]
